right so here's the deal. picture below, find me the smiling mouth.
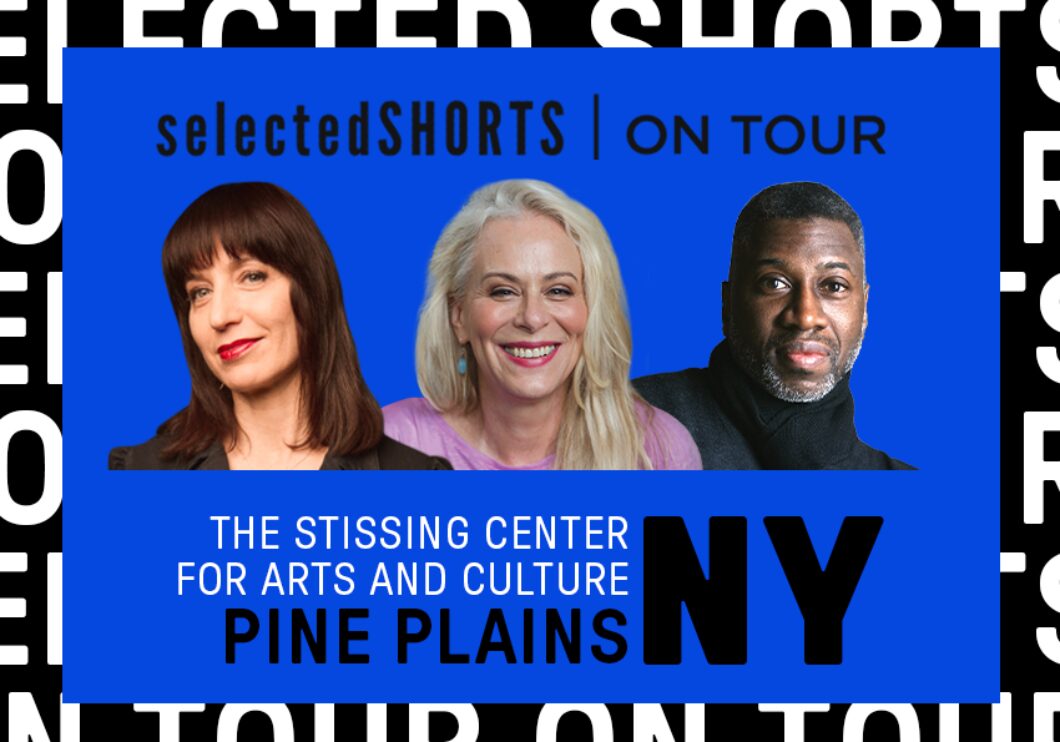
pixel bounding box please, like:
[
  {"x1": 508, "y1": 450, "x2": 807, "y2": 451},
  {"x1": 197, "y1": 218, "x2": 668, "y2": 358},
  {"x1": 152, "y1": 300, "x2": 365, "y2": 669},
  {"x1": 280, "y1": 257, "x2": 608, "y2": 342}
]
[
  {"x1": 503, "y1": 344, "x2": 558, "y2": 359},
  {"x1": 218, "y1": 338, "x2": 260, "y2": 361}
]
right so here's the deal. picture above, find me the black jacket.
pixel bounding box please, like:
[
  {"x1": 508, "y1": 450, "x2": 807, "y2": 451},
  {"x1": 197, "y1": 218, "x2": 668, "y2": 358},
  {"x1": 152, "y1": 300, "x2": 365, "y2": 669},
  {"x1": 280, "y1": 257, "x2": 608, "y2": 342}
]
[
  {"x1": 109, "y1": 434, "x2": 451, "y2": 470},
  {"x1": 633, "y1": 341, "x2": 913, "y2": 470}
]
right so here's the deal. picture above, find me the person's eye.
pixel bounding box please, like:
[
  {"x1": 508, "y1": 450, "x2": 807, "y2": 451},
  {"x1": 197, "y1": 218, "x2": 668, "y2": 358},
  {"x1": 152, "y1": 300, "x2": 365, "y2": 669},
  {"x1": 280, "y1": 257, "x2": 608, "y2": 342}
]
[
  {"x1": 489, "y1": 287, "x2": 517, "y2": 299},
  {"x1": 760, "y1": 276, "x2": 789, "y2": 292},
  {"x1": 547, "y1": 286, "x2": 574, "y2": 297},
  {"x1": 821, "y1": 279, "x2": 850, "y2": 294},
  {"x1": 187, "y1": 286, "x2": 210, "y2": 303},
  {"x1": 242, "y1": 270, "x2": 267, "y2": 285}
]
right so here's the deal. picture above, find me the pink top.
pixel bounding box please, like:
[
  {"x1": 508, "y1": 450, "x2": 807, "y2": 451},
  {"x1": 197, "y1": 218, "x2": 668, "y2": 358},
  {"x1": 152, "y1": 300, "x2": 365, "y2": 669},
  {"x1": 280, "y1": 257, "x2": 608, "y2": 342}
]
[{"x1": 383, "y1": 397, "x2": 702, "y2": 471}]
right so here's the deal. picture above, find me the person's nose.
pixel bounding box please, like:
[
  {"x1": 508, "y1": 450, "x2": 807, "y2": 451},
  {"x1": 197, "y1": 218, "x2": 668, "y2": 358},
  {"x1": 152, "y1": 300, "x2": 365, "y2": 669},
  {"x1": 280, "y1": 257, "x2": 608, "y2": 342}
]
[
  {"x1": 515, "y1": 291, "x2": 549, "y2": 333},
  {"x1": 208, "y1": 284, "x2": 242, "y2": 331},
  {"x1": 782, "y1": 283, "x2": 827, "y2": 332}
]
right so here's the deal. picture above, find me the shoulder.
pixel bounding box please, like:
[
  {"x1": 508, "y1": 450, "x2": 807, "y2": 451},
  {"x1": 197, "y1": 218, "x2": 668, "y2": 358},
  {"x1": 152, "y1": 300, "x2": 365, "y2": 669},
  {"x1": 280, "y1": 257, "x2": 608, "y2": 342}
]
[
  {"x1": 633, "y1": 368, "x2": 724, "y2": 466},
  {"x1": 636, "y1": 402, "x2": 703, "y2": 470},
  {"x1": 374, "y1": 435, "x2": 453, "y2": 470},
  {"x1": 853, "y1": 442, "x2": 916, "y2": 471},
  {"x1": 886, "y1": 456, "x2": 916, "y2": 470},
  {"x1": 383, "y1": 398, "x2": 485, "y2": 469},
  {"x1": 109, "y1": 435, "x2": 188, "y2": 470},
  {"x1": 383, "y1": 397, "x2": 441, "y2": 426},
  {"x1": 633, "y1": 367, "x2": 711, "y2": 408},
  {"x1": 383, "y1": 398, "x2": 446, "y2": 444}
]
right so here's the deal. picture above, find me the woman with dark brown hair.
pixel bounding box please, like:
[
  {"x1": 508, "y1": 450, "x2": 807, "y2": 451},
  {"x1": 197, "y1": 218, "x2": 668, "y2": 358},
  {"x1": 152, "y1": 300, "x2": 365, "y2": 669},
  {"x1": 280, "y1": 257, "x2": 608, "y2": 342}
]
[{"x1": 109, "y1": 182, "x2": 449, "y2": 470}]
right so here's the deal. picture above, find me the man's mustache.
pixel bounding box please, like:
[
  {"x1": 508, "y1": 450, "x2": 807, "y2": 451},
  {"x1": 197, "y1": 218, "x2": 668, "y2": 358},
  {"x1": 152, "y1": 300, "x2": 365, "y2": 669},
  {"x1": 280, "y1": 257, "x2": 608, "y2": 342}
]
[{"x1": 767, "y1": 332, "x2": 840, "y2": 357}]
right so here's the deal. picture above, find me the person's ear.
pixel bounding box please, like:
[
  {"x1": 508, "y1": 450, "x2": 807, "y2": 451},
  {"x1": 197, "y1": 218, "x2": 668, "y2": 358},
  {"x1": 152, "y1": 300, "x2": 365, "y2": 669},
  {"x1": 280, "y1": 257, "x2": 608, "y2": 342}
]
[
  {"x1": 721, "y1": 281, "x2": 731, "y2": 337},
  {"x1": 449, "y1": 296, "x2": 469, "y2": 344}
]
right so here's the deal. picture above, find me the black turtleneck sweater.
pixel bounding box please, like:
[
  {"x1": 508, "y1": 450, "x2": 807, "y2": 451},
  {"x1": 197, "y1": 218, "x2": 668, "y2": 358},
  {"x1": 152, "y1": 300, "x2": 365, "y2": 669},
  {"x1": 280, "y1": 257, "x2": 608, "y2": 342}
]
[{"x1": 633, "y1": 341, "x2": 913, "y2": 470}]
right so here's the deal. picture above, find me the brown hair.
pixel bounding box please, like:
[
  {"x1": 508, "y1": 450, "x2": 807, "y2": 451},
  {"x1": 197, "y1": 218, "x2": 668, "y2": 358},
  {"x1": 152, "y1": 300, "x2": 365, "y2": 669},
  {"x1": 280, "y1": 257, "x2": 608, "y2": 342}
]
[{"x1": 158, "y1": 182, "x2": 383, "y2": 460}]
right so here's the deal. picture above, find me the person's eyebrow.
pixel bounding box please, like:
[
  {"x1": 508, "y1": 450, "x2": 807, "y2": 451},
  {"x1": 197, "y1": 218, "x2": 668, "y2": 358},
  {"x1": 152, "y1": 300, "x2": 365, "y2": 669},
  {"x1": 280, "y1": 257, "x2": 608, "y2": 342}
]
[
  {"x1": 480, "y1": 271, "x2": 581, "y2": 283},
  {"x1": 753, "y1": 258, "x2": 787, "y2": 268},
  {"x1": 818, "y1": 260, "x2": 855, "y2": 272},
  {"x1": 544, "y1": 271, "x2": 579, "y2": 281},
  {"x1": 480, "y1": 271, "x2": 520, "y2": 283}
]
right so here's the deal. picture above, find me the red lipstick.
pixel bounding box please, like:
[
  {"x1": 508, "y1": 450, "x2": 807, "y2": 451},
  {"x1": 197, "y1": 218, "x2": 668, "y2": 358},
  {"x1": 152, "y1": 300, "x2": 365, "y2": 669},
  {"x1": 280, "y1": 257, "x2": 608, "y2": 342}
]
[{"x1": 218, "y1": 338, "x2": 260, "y2": 361}]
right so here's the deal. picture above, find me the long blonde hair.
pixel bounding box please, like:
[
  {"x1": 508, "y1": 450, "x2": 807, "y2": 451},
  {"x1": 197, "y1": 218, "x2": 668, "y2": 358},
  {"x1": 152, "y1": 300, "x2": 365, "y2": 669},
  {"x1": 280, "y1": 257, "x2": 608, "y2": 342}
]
[{"x1": 415, "y1": 179, "x2": 652, "y2": 469}]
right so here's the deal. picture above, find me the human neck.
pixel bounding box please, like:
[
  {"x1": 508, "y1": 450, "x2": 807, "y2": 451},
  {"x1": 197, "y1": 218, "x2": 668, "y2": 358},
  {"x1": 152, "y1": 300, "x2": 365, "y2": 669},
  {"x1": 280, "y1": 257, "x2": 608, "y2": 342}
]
[
  {"x1": 450, "y1": 384, "x2": 567, "y2": 467},
  {"x1": 710, "y1": 341, "x2": 858, "y2": 468},
  {"x1": 227, "y1": 374, "x2": 326, "y2": 470}
]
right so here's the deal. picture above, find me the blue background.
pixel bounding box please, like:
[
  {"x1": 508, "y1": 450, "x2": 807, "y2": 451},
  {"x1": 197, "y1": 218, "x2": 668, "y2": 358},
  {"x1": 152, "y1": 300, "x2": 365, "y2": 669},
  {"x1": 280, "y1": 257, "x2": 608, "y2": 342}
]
[{"x1": 63, "y1": 49, "x2": 999, "y2": 702}]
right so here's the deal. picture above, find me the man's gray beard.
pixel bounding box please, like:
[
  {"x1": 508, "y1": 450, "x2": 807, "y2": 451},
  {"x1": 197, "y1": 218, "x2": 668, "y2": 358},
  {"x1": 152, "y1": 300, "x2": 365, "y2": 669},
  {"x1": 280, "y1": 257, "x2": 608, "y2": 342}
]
[{"x1": 728, "y1": 330, "x2": 864, "y2": 404}]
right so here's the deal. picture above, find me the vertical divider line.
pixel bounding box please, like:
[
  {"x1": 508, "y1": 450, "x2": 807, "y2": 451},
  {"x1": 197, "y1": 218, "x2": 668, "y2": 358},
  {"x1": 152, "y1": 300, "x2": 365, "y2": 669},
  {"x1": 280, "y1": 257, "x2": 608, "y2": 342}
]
[{"x1": 593, "y1": 93, "x2": 600, "y2": 161}]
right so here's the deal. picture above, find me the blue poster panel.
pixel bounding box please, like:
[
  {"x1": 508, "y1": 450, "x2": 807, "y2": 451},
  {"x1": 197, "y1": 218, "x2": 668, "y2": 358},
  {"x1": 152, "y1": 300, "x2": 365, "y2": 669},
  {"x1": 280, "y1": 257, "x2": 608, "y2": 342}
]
[{"x1": 63, "y1": 48, "x2": 998, "y2": 703}]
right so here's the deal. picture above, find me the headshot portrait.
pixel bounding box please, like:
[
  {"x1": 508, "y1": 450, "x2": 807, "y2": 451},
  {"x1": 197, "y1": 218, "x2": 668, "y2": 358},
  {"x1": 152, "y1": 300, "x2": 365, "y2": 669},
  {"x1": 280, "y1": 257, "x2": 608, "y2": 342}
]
[
  {"x1": 109, "y1": 182, "x2": 450, "y2": 471},
  {"x1": 383, "y1": 179, "x2": 701, "y2": 470},
  {"x1": 635, "y1": 181, "x2": 912, "y2": 470}
]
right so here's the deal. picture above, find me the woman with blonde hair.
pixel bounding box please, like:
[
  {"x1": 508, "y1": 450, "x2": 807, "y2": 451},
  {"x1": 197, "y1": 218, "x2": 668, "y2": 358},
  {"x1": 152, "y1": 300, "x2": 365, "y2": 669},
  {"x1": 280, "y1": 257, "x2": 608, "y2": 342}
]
[{"x1": 384, "y1": 179, "x2": 700, "y2": 470}]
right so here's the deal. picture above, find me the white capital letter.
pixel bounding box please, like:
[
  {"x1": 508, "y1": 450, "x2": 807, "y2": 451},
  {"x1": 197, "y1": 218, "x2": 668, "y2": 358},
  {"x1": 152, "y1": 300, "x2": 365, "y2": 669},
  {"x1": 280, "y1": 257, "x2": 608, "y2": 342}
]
[
  {"x1": 217, "y1": 705, "x2": 294, "y2": 742},
  {"x1": 631, "y1": 704, "x2": 705, "y2": 742},
  {"x1": 1043, "y1": 0, "x2": 1060, "y2": 51},
  {"x1": 0, "y1": 1, "x2": 26, "y2": 103},
  {"x1": 0, "y1": 411, "x2": 61, "y2": 527},
  {"x1": 843, "y1": 705, "x2": 920, "y2": 742},
  {"x1": 1038, "y1": 0, "x2": 1060, "y2": 102},
  {"x1": 202, "y1": 0, "x2": 280, "y2": 47},
  {"x1": 458, "y1": 0, "x2": 531, "y2": 46},
  {"x1": 953, "y1": 0, "x2": 1025, "y2": 46},
  {"x1": 377, "y1": 0, "x2": 437, "y2": 46},
  {"x1": 871, "y1": 0, "x2": 942, "y2": 46},
  {"x1": 0, "y1": 552, "x2": 26, "y2": 666},
  {"x1": 133, "y1": 705, "x2": 208, "y2": 742},
  {"x1": 1040, "y1": 3, "x2": 1060, "y2": 101},
  {"x1": 123, "y1": 0, "x2": 185, "y2": 46},
  {"x1": 47, "y1": 0, "x2": 64, "y2": 102},
  {"x1": 537, "y1": 705, "x2": 614, "y2": 742},
  {"x1": 47, "y1": 272, "x2": 61, "y2": 385},
  {"x1": 759, "y1": 704, "x2": 831, "y2": 742},
  {"x1": 993, "y1": 692, "x2": 1012, "y2": 742},
  {"x1": 288, "y1": 0, "x2": 361, "y2": 47},
  {"x1": 1039, "y1": 555, "x2": 1060, "y2": 663},
  {"x1": 8, "y1": 692, "x2": 49, "y2": 741},
  {"x1": 409, "y1": 705, "x2": 479, "y2": 742},
  {"x1": 592, "y1": 0, "x2": 660, "y2": 47},
  {"x1": 48, "y1": 552, "x2": 60, "y2": 665},
  {"x1": 775, "y1": 0, "x2": 852, "y2": 46},
  {"x1": 0, "y1": 130, "x2": 62, "y2": 245},
  {"x1": 1035, "y1": 692, "x2": 1060, "y2": 741},
  {"x1": 1025, "y1": 411, "x2": 1060, "y2": 523},
  {"x1": 938, "y1": 704, "x2": 960, "y2": 742},
  {"x1": 683, "y1": 0, "x2": 752, "y2": 46},
  {"x1": 1025, "y1": 131, "x2": 1060, "y2": 242}
]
